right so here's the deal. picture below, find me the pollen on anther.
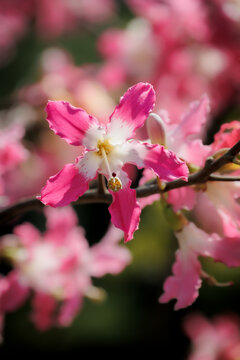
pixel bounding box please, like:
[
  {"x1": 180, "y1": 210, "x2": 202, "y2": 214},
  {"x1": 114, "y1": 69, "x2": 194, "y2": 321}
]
[{"x1": 108, "y1": 176, "x2": 122, "y2": 192}]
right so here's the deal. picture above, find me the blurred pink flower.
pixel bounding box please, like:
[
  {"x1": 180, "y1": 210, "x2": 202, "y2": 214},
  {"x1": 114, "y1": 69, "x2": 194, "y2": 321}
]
[
  {"x1": 0, "y1": 123, "x2": 28, "y2": 174},
  {"x1": 184, "y1": 313, "x2": 240, "y2": 360},
  {"x1": 0, "y1": 123, "x2": 28, "y2": 206},
  {"x1": 0, "y1": 206, "x2": 131, "y2": 333}
]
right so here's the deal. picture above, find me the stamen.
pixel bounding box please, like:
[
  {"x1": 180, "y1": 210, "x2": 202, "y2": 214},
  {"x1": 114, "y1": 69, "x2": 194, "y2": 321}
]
[{"x1": 100, "y1": 146, "x2": 122, "y2": 192}]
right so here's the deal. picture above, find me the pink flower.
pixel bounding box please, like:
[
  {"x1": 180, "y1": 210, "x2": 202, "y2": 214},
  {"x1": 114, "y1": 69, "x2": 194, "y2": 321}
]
[
  {"x1": 148, "y1": 94, "x2": 212, "y2": 167},
  {"x1": 159, "y1": 222, "x2": 216, "y2": 310},
  {"x1": 159, "y1": 221, "x2": 240, "y2": 310},
  {"x1": 0, "y1": 206, "x2": 131, "y2": 332},
  {"x1": 39, "y1": 82, "x2": 188, "y2": 241},
  {"x1": 184, "y1": 313, "x2": 240, "y2": 360},
  {"x1": 142, "y1": 95, "x2": 211, "y2": 211}
]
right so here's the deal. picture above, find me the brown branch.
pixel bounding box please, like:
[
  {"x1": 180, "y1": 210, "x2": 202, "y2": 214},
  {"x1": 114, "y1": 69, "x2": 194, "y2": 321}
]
[{"x1": 0, "y1": 141, "x2": 240, "y2": 226}]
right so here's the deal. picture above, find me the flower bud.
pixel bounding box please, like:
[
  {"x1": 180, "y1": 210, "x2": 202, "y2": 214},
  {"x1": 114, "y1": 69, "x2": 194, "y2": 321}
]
[{"x1": 146, "y1": 113, "x2": 166, "y2": 146}]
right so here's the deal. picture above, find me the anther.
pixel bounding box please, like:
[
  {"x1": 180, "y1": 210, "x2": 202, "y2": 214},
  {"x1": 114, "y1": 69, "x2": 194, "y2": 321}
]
[
  {"x1": 101, "y1": 147, "x2": 122, "y2": 192},
  {"x1": 108, "y1": 176, "x2": 122, "y2": 192}
]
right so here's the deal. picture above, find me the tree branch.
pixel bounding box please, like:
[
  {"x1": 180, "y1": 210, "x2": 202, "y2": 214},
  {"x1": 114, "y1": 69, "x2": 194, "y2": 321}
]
[{"x1": 0, "y1": 141, "x2": 240, "y2": 226}]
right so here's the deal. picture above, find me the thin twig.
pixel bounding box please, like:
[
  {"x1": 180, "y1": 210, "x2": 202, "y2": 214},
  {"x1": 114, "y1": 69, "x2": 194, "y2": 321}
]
[
  {"x1": 0, "y1": 141, "x2": 240, "y2": 226},
  {"x1": 208, "y1": 175, "x2": 240, "y2": 181},
  {"x1": 200, "y1": 269, "x2": 233, "y2": 287}
]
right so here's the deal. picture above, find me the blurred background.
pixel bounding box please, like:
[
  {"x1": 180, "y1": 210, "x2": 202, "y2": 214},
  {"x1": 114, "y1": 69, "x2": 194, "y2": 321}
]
[{"x1": 0, "y1": 0, "x2": 240, "y2": 355}]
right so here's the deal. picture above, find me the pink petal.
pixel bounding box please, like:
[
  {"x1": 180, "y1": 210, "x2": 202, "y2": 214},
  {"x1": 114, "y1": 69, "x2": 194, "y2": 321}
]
[
  {"x1": 44, "y1": 207, "x2": 85, "y2": 246},
  {"x1": 176, "y1": 139, "x2": 212, "y2": 167},
  {"x1": 14, "y1": 223, "x2": 41, "y2": 248},
  {"x1": 212, "y1": 121, "x2": 240, "y2": 151},
  {"x1": 39, "y1": 162, "x2": 96, "y2": 207},
  {"x1": 31, "y1": 292, "x2": 57, "y2": 331},
  {"x1": 0, "y1": 143, "x2": 28, "y2": 174},
  {"x1": 0, "y1": 271, "x2": 29, "y2": 312},
  {"x1": 144, "y1": 144, "x2": 189, "y2": 182},
  {"x1": 57, "y1": 295, "x2": 82, "y2": 326},
  {"x1": 159, "y1": 249, "x2": 202, "y2": 310},
  {"x1": 108, "y1": 82, "x2": 155, "y2": 143},
  {"x1": 212, "y1": 236, "x2": 240, "y2": 267},
  {"x1": 46, "y1": 100, "x2": 98, "y2": 146},
  {"x1": 45, "y1": 206, "x2": 78, "y2": 236},
  {"x1": 168, "y1": 187, "x2": 196, "y2": 212},
  {"x1": 178, "y1": 94, "x2": 210, "y2": 139},
  {"x1": 90, "y1": 225, "x2": 131, "y2": 276},
  {"x1": 97, "y1": 223, "x2": 124, "y2": 245},
  {"x1": 90, "y1": 244, "x2": 132, "y2": 276},
  {"x1": 109, "y1": 183, "x2": 141, "y2": 242},
  {"x1": 119, "y1": 141, "x2": 188, "y2": 182}
]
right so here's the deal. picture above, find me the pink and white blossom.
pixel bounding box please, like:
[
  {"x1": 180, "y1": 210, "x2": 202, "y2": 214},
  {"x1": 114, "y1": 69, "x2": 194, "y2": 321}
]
[
  {"x1": 39, "y1": 82, "x2": 188, "y2": 242},
  {"x1": 0, "y1": 206, "x2": 131, "y2": 333}
]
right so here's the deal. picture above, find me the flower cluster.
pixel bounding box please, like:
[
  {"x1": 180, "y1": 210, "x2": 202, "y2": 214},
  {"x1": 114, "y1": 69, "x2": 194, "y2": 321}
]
[
  {"x1": 142, "y1": 96, "x2": 240, "y2": 310},
  {"x1": 0, "y1": 0, "x2": 240, "y2": 348}
]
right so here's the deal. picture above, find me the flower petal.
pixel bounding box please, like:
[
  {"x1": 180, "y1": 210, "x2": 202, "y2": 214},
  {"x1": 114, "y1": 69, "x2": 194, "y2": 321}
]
[
  {"x1": 177, "y1": 94, "x2": 210, "y2": 139},
  {"x1": 57, "y1": 295, "x2": 82, "y2": 326},
  {"x1": 175, "y1": 139, "x2": 212, "y2": 167},
  {"x1": 159, "y1": 249, "x2": 202, "y2": 310},
  {"x1": 39, "y1": 162, "x2": 97, "y2": 207},
  {"x1": 144, "y1": 143, "x2": 189, "y2": 181},
  {"x1": 31, "y1": 292, "x2": 57, "y2": 331},
  {"x1": 14, "y1": 223, "x2": 41, "y2": 248},
  {"x1": 212, "y1": 121, "x2": 240, "y2": 151},
  {"x1": 46, "y1": 101, "x2": 98, "y2": 146},
  {"x1": 45, "y1": 206, "x2": 78, "y2": 233},
  {"x1": 168, "y1": 187, "x2": 196, "y2": 212},
  {"x1": 108, "y1": 182, "x2": 141, "y2": 242},
  {"x1": 108, "y1": 82, "x2": 155, "y2": 143},
  {"x1": 0, "y1": 271, "x2": 29, "y2": 312},
  {"x1": 119, "y1": 141, "x2": 188, "y2": 182},
  {"x1": 211, "y1": 236, "x2": 240, "y2": 267},
  {"x1": 90, "y1": 225, "x2": 131, "y2": 276}
]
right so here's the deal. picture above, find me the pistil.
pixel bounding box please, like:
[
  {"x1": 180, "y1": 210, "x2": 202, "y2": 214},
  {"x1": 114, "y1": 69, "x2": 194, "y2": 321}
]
[{"x1": 101, "y1": 146, "x2": 112, "y2": 179}]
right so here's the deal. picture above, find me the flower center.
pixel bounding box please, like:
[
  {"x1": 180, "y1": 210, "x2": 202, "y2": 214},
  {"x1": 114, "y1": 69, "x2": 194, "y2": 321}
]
[{"x1": 97, "y1": 139, "x2": 113, "y2": 157}]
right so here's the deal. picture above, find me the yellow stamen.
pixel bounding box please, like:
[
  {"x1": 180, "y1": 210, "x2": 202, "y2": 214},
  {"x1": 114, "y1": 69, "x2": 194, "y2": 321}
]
[
  {"x1": 97, "y1": 139, "x2": 113, "y2": 156},
  {"x1": 97, "y1": 139, "x2": 122, "y2": 192}
]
